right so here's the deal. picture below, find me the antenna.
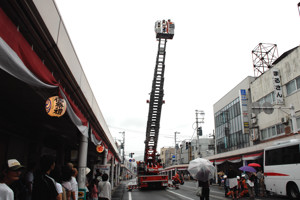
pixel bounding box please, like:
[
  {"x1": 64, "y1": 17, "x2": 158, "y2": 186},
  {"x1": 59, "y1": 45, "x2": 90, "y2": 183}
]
[{"x1": 252, "y1": 43, "x2": 278, "y2": 77}]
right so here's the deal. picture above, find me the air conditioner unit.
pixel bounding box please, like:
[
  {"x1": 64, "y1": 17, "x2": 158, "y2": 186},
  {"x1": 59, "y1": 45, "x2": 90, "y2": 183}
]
[{"x1": 281, "y1": 116, "x2": 289, "y2": 125}]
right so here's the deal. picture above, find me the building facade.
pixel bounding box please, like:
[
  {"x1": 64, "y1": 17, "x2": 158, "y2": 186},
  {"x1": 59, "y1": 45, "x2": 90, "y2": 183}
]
[
  {"x1": 208, "y1": 46, "x2": 300, "y2": 182},
  {"x1": 214, "y1": 76, "x2": 255, "y2": 153},
  {"x1": 250, "y1": 46, "x2": 300, "y2": 141},
  {"x1": 177, "y1": 138, "x2": 214, "y2": 164},
  {"x1": 160, "y1": 147, "x2": 175, "y2": 167}
]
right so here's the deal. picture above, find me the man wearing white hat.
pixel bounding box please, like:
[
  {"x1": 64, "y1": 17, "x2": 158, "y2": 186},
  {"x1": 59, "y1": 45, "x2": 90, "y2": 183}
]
[{"x1": 0, "y1": 159, "x2": 24, "y2": 200}]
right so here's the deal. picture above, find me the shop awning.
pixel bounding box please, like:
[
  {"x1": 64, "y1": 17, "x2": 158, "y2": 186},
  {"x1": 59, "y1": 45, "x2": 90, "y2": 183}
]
[
  {"x1": 0, "y1": 8, "x2": 89, "y2": 136},
  {"x1": 214, "y1": 158, "x2": 226, "y2": 165},
  {"x1": 242, "y1": 152, "x2": 263, "y2": 161},
  {"x1": 228, "y1": 156, "x2": 242, "y2": 163},
  {"x1": 214, "y1": 156, "x2": 242, "y2": 165}
]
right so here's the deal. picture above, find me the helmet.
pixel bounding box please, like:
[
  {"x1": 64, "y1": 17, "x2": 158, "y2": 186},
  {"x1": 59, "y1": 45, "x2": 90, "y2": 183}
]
[
  {"x1": 241, "y1": 174, "x2": 246, "y2": 178},
  {"x1": 223, "y1": 175, "x2": 227, "y2": 178},
  {"x1": 237, "y1": 176, "x2": 240, "y2": 179}
]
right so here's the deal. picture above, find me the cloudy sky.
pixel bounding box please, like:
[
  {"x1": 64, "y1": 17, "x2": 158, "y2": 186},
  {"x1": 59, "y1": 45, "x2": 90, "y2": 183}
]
[{"x1": 55, "y1": 0, "x2": 300, "y2": 160}]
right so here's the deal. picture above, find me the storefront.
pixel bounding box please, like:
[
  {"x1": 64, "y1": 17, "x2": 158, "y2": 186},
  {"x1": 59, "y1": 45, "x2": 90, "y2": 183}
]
[{"x1": 0, "y1": 1, "x2": 121, "y2": 197}]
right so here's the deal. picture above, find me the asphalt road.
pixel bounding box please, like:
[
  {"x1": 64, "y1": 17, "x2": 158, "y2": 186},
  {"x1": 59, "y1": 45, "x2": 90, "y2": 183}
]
[{"x1": 112, "y1": 179, "x2": 289, "y2": 200}]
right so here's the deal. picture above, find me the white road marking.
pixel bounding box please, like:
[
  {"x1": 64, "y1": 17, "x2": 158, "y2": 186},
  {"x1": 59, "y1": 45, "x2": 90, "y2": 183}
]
[
  {"x1": 166, "y1": 189, "x2": 195, "y2": 200},
  {"x1": 129, "y1": 191, "x2": 132, "y2": 200}
]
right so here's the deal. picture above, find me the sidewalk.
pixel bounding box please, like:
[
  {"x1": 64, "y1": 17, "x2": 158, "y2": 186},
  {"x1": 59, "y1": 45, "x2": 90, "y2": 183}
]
[{"x1": 111, "y1": 181, "x2": 128, "y2": 200}]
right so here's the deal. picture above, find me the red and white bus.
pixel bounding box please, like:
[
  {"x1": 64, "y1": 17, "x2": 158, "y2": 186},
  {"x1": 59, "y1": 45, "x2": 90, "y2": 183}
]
[{"x1": 264, "y1": 139, "x2": 300, "y2": 199}]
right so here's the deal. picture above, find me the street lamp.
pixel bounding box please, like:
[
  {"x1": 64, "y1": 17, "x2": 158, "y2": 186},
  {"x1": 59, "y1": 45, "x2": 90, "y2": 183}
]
[
  {"x1": 209, "y1": 131, "x2": 216, "y2": 155},
  {"x1": 119, "y1": 131, "x2": 125, "y2": 164},
  {"x1": 174, "y1": 131, "x2": 180, "y2": 165}
]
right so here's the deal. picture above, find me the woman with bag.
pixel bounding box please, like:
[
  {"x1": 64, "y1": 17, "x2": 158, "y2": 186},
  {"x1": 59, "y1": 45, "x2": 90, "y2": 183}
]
[{"x1": 197, "y1": 180, "x2": 210, "y2": 200}]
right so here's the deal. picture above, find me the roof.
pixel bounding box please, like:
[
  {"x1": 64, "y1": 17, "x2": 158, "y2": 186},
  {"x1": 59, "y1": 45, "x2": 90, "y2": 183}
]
[{"x1": 272, "y1": 46, "x2": 299, "y2": 65}]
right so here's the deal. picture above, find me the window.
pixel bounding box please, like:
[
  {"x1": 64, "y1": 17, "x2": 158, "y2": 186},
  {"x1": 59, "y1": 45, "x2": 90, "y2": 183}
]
[
  {"x1": 257, "y1": 92, "x2": 275, "y2": 105},
  {"x1": 258, "y1": 98, "x2": 265, "y2": 105},
  {"x1": 271, "y1": 126, "x2": 276, "y2": 136},
  {"x1": 261, "y1": 129, "x2": 267, "y2": 140},
  {"x1": 265, "y1": 93, "x2": 273, "y2": 104},
  {"x1": 265, "y1": 145, "x2": 300, "y2": 165},
  {"x1": 297, "y1": 77, "x2": 300, "y2": 89},
  {"x1": 208, "y1": 145, "x2": 214, "y2": 150},
  {"x1": 276, "y1": 124, "x2": 284, "y2": 135},
  {"x1": 261, "y1": 124, "x2": 284, "y2": 140},
  {"x1": 297, "y1": 117, "x2": 300, "y2": 131},
  {"x1": 286, "y1": 80, "x2": 296, "y2": 95}
]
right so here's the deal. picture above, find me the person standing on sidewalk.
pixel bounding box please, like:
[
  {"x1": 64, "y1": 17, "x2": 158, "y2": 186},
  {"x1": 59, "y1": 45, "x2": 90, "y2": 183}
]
[
  {"x1": 98, "y1": 173, "x2": 111, "y2": 200},
  {"x1": 0, "y1": 159, "x2": 24, "y2": 200},
  {"x1": 90, "y1": 178, "x2": 98, "y2": 200},
  {"x1": 70, "y1": 168, "x2": 78, "y2": 200},
  {"x1": 246, "y1": 172, "x2": 256, "y2": 200},
  {"x1": 32, "y1": 155, "x2": 58, "y2": 200}
]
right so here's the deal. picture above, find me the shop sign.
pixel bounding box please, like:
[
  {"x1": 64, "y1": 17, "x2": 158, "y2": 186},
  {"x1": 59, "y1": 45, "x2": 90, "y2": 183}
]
[
  {"x1": 272, "y1": 69, "x2": 284, "y2": 104},
  {"x1": 239, "y1": 89, "x2": 249, "y2": 134}
]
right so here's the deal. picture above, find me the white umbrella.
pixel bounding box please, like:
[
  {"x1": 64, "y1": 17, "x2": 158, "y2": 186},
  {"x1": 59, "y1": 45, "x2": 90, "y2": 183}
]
[{"x1": 188, "y1": 158, "x2": 216, "y2": 182}]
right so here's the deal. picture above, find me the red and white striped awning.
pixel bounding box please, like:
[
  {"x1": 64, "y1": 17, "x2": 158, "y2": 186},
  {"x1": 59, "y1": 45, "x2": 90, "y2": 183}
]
[
  {"x1": 212, "y1": 152, "x2": 263, "y2": 165},
  {"x1": 214, "y1": 158, "x2": 226, "y2": 165},
  {"x1": 242, "y1": 152, "x2": 263, "y2": 161},
  {"x1": 228, "y1": 156, "x2": 242, "y2": 163}
]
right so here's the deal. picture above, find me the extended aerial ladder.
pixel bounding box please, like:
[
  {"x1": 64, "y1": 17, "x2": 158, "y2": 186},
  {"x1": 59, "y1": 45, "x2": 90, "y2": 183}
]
[
  {"x1": 144, "y1": 37, "x2": 167, "y2": 166},
  {"x1": 144, "y1": 19, "x2": 174, "y2": 167},
  {"x1": 132, "y1": 19, "x2": 174, "y2": 190}
]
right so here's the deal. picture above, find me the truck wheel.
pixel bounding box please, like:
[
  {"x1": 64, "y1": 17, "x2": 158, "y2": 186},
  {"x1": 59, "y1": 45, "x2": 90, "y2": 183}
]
[{"x1": 287, "y1": 182, "x2": 300, "y2": 200}]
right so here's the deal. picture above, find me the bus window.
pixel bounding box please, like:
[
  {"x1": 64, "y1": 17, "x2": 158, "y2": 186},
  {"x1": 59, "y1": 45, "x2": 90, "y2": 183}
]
[{"x1": 265, "y1": 144, "x2": 300, "y2": 165}]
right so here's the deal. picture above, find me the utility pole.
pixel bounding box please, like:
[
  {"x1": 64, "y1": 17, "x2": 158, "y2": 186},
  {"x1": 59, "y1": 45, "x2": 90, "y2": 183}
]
[
  {"x1": 174, "y1": 131, "x2": 180, "y2": 165},
  {"x1": 119, "y1": 131, "x2": 125, "y2": 164},
  {"x1": 188, "y1": 142, "x2": 192, "y2": 162},
  {"x1": 195, "y1": 110, "x2": 205, "y2": 158}
]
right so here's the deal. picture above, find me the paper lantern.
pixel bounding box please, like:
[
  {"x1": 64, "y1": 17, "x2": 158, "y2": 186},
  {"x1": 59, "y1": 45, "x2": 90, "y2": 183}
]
[
  {"x1": 96, "y1": 144, "x2": 104, "y2": 153},
  {"x1": 45, "y1": 96, "x2": 67, "y2": 117}
]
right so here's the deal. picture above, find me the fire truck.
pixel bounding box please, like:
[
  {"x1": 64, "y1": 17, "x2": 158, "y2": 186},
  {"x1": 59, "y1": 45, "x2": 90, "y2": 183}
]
[{"x1": 131, "y1": 19, "x2": 175, "y2": 190}]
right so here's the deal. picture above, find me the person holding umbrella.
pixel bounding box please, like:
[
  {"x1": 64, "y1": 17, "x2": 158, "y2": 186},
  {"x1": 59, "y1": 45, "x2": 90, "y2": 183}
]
[
  {"x1": 239, "y1": 165, "x2": 257, "y2": 200},
  {"x1": 188, "y1": 158, "x2": 216, "y2": 200},
  {"x1": 198, "y1": 177, "x2": 210, "y2": 200}
]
